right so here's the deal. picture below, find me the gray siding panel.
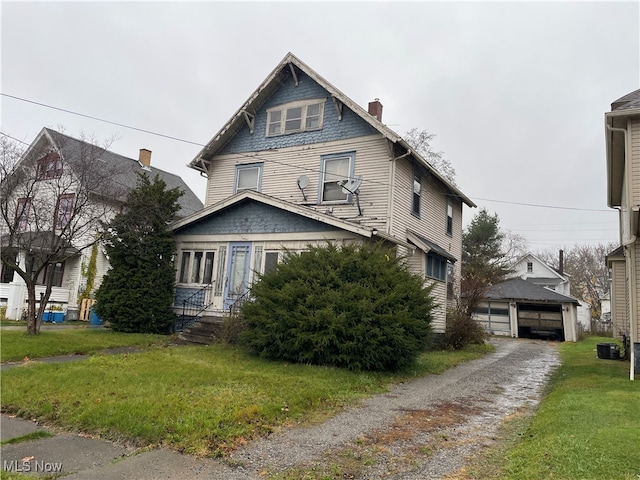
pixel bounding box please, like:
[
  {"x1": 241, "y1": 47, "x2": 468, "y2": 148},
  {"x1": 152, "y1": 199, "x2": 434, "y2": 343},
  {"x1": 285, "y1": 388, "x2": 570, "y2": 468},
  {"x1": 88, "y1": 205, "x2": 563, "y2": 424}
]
[{"x1": 175, "y1": 200, "x2": 341, "y2": 235}]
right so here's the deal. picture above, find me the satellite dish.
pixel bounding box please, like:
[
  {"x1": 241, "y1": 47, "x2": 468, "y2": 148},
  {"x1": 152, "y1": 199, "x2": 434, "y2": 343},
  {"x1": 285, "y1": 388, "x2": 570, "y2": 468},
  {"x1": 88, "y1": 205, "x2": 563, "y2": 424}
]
[
  {"x1": 297, "y1": 175, "x2": 309, "y2": 189},
  {"x1": 340, "y1": 176, "x2": 363, "y2": 194}
]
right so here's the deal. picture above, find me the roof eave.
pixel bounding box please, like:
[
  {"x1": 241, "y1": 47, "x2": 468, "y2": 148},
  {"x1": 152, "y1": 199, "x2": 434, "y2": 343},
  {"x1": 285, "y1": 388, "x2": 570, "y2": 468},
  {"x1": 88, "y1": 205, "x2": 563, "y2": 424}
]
[{"x1": 605, "y1": 108, "x2": 640, "y2": 208}]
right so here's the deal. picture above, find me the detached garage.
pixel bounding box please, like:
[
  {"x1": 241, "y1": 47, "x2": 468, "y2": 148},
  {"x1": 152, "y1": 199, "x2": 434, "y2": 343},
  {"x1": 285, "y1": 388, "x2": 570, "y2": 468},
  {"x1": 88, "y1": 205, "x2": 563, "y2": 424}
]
[{"x1": 474, "y1": 278, "x2": 580, "y2": 342}]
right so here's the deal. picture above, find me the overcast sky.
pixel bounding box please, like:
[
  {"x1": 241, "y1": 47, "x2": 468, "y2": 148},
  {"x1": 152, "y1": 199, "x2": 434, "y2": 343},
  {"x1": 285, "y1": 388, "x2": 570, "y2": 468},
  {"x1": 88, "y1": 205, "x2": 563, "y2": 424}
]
[{"x1": 2, "y1": 1, "x2": 638, "y2": 253}]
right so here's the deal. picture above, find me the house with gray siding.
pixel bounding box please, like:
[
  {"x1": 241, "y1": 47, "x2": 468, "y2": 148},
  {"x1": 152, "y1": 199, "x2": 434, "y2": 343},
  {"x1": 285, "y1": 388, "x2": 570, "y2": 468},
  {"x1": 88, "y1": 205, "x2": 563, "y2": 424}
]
[{"x1": 171, "y1": 53, "x2": 476, "y2": 331}]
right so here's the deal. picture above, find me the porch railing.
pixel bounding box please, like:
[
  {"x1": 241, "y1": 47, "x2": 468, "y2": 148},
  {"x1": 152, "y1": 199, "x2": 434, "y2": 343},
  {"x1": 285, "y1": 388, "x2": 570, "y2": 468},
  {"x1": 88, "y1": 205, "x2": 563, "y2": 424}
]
[{"x1": 174, "y1": 283, "x2": 214, "y2": 332}]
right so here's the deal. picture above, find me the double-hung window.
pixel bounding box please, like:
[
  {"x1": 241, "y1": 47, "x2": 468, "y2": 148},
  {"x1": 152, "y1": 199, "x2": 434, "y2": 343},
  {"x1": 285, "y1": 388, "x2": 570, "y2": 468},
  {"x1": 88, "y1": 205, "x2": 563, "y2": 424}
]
[
  {"x1": 179, "y1": 250, "x2": 215, "y2": 284},
  {"x1": 319, "y1": 153, "x2": 354, "y2": 203},
  {"x1": 55, "y1": 194, "x2": 74, "y2": 230},
  {"x1": 412, "y1": 168, "x2": 422, "y2": 217},
  {"x1": 426, "y1": 252, "x2": 448, "y2": 282},
  {"x1": 266, "y1": 100, "x2": 325, "y2": 136},
  {"x1": 446, "y1": 197, "x2": 453, "y2": 236},
  {"x1": 43, "y1": 262, "x2": 64, "y2": 287},
  {"x1": 16, "y1": 197, "x2": 32, "y2": 230},
  {"x1": 235, "y1": 163, "x2": 263, "y2": 193}
]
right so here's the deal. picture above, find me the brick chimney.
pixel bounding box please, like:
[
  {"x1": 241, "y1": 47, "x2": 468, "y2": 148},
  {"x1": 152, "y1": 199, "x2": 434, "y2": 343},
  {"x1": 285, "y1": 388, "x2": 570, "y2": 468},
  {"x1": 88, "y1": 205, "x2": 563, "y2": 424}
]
[
  {"x1": 368, "y1": 98, "x2": 383, "y2": 122},
  {"x1": 138, "y1": 149, "x2": 152, "y2": 169},
  {"x1": 559, "y1": 249, "x2": 564, "y2": 275}
]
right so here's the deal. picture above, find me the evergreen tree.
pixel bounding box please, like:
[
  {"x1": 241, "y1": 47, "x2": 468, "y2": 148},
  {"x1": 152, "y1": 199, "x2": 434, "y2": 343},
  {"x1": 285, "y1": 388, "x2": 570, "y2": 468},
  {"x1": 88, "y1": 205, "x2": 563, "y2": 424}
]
[
  {"x1": 240, "y1": 242, "x2": 435, "y2": 371},
  {"x1": 94, "y1": 174, "x2": 182, "y2": 333},
  {"x1": 461, "y1": 209, "x2": 511, "y2": 309}
]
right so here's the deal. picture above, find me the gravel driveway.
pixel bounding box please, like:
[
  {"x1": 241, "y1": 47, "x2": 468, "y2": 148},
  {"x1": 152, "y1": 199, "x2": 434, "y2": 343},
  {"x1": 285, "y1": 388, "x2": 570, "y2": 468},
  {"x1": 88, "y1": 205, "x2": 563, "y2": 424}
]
[{"x1": 226, "y1": 337, "x2": 560, "y2": 479}]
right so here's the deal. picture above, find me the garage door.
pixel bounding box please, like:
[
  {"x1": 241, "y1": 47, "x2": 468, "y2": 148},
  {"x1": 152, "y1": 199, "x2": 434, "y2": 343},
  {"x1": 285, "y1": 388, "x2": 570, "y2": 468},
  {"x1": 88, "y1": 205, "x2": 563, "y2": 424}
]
[
  {"x1": 517, "y1": 303, "x2": 564, "y2": 341},
  {"x1": 474, "y1": 301, "x2": 511, "y2": 335}
]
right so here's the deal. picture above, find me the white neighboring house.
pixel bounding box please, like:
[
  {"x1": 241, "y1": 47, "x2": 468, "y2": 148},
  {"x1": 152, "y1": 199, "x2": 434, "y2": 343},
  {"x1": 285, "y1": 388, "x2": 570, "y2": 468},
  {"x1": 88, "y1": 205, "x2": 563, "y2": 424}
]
[
  {"x1": 0, "y1": 128, "x2": 203, "y2": 321},
  {"x1": 513, "y1": 252, "x2": 591, "y2": 331},
  {"x1": 473, "y1": 252, "x2": 585, "y2": 341}
]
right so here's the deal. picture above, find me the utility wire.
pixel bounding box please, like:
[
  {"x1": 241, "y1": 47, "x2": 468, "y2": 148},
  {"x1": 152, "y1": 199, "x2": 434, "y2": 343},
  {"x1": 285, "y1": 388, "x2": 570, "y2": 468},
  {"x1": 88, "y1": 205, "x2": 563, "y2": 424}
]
[
  {"x1": 2, "y1": 92, "x2": 615, "y2": 214},
  {"x1": 1, "y1": 93, "x2": 204, "y2": 147}
]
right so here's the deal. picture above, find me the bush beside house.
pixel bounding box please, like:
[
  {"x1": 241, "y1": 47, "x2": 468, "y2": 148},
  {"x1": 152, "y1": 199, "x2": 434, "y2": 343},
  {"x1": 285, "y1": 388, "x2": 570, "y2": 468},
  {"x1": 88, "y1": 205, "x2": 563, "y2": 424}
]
[{"x1": 240, "y1": 242, "x2": 435, "y2": 371}]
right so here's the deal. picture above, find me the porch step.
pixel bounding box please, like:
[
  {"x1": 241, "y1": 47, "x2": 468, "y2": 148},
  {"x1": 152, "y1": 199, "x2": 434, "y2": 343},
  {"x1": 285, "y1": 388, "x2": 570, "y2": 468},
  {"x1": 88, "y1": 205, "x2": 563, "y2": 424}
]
[{"x1": 177, "y1": 316, "x2": 225, "y2": 345}]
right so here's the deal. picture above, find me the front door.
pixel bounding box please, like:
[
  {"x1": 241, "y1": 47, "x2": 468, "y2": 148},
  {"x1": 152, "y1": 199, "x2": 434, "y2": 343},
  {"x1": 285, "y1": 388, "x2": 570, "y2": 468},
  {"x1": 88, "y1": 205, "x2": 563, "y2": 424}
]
[{"x1": 224, "y1": 242, "x2": 252, "y2": 310}]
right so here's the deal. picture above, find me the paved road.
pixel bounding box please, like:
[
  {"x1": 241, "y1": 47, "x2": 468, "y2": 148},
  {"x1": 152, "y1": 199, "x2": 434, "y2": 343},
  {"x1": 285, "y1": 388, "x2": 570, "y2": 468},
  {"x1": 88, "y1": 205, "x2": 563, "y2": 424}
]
[{"x1": 1, "y1": 338, "x2": 560, "y2": 479}]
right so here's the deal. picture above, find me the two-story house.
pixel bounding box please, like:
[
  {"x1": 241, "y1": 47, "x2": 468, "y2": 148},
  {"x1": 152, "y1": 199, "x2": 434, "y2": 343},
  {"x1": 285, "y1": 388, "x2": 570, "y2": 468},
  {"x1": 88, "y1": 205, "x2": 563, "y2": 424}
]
[
  {"x1": 605, "y1": 88, "x2": 640, "y2": 380},
  {"x1": 170, "y1": 53, "x2": 476, "y2": 332},
  {"x1": 0, "y1": 128, "x2": 203, "y2": 322}
]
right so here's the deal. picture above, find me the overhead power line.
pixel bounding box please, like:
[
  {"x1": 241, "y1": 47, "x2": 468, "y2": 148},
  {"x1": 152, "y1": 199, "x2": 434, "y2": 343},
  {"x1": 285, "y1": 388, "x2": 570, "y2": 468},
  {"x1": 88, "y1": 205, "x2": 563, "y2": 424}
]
[
  {"x1": 1, "y1": 93, "x2": 204, "y2": 147},
  {"x1": 2, "y1": 92, "x2": 614, "y2": 214}
]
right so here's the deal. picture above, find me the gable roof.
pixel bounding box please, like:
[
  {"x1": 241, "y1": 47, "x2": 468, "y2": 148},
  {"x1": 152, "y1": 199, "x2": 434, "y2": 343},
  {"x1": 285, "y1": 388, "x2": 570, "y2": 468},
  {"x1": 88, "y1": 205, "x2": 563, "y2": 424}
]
[
  {"x1": 189, "y1": 52, "x2": 475, "y2": 208},
  {"x1": 484, "y1": 278, "x2": 579, "y2": 305},
  {"x1": 33, "y1": 128, "x2": 203, "y2": 218},
  {"x1": 170, "y1": 189, "x2": 414, "y2": 250},
  {"x1": 512, "y1": 252, "x2": 569, "y2": 281}
]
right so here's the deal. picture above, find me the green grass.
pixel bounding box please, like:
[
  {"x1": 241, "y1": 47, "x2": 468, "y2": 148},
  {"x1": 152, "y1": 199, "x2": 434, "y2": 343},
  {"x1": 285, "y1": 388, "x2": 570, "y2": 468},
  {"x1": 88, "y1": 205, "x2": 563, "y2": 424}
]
[
  {"x1": 466, "y1": 336, "x2": 639, "y2": 480},
  {"x1": 1, "y1": 329, "x2": 169, "y2": 362},
  {"x1": 1, "y1": 342, "x2": 493, "y2": 457},
  {"x1": 0, "y1": 430, "x2": 53, "y2": 445}
]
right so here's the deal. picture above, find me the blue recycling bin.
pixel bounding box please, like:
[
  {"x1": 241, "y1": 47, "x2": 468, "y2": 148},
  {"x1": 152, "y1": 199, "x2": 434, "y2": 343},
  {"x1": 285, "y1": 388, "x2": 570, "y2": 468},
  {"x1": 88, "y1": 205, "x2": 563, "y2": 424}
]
[
  {"x1": 42, "y1": 311, "x2": 64, "y2": 323},
  {"x1": 89, "y1": 307, "x2": 103, "y2": 325}
]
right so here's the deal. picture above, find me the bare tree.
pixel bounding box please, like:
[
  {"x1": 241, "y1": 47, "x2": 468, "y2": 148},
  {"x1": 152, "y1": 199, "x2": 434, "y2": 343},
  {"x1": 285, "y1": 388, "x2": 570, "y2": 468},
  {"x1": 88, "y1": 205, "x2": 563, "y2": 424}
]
[
  {"x1": 0, "y1": 130, "x2": 127, "y2": 334},
  {"x1": 404, "y1": 128, "x2": 457, "y2": 185},
  {"x1": 536, "y1": 242, "x2": 617, "y2": 319}
]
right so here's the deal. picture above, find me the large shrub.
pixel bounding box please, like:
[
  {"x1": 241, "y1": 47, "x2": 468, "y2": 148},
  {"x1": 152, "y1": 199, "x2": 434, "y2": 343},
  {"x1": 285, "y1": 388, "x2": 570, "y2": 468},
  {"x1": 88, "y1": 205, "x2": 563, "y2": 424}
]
[
  {"x1": 240, "y1": 242, "x2": 435, "y2": 371},
  {"x1": 443, "y1": 302, "x2": 487, "y2": 350},
  {"x1": 94, "y1": 174, "x2": 182, "y2": 334}
]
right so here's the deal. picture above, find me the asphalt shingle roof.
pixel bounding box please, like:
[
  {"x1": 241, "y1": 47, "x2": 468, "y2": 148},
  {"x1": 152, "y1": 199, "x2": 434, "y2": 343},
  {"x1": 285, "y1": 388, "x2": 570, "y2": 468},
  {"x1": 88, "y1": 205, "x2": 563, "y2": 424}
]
[
  {"x1": 484, "y1": 278, "x2": 579, "y2": 304},
  {"x1": 45, "y1": 129, "x2": 203, "y2": 218}
]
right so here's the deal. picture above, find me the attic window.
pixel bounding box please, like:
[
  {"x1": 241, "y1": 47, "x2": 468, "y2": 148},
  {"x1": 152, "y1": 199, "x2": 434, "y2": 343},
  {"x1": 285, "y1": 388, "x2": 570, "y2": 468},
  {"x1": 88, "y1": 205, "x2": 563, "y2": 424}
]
[
  {"x1": 36, "y1": 152, "x2": 63, "y2": 180},
  {"x1": 266, "y1": 100, "x2": 325, "y2": 136},
  {"x1": 527, "y1": 262, "x2": 533, "y2": 273}
]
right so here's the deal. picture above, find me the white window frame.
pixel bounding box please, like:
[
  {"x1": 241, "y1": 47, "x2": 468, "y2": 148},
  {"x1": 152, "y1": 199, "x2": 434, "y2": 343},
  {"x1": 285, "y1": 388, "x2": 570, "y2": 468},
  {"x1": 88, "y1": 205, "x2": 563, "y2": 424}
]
[
  {"x1": 446, "y1": 197, "x2": 453, "y2": 236},
  {"x1": 234, "y1": 163, "x2": 263, "y2": 193},
  {"x1": 266, "y1": 99, "x2": 325, "y2": 137},
  {"x1": 412, "y1": 167, "x2": 422, "y2": 218},
  {"x1": 318, "y1": 152, "x2": 355, "y2": 204}
]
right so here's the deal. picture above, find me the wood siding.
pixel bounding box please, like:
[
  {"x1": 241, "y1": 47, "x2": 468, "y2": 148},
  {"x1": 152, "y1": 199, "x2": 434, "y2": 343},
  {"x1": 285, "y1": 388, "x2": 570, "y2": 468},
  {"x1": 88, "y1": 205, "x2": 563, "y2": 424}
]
[
  {"x1": 205, "y1": 135, "x2": 391, "y2": 232},
  {"x1": 631, "y1": 119, "x2": 640, "y2": 207},
  {"x1": 611, "y1": 258, "x2": 628, "y2": 339},
  {"x1": 389, "y1": 156, "x2": 464, "y2": 321},
  {"x1": 635, "y1": 243, "x2": 640, "y2": 343}
]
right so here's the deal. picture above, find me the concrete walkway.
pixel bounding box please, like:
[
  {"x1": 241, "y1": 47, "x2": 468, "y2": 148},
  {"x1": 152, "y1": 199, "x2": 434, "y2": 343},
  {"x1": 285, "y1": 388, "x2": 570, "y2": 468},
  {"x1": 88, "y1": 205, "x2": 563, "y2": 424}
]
[{"x1": 1, "y1": 415, "x2": 255, "y2": 479}]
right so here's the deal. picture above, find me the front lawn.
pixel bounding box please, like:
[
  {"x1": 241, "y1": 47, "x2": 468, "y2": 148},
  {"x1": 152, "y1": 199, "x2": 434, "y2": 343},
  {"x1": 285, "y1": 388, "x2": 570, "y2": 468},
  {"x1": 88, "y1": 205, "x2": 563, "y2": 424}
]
[
  {"x1": 0, "y1": 329, "x2": 169, "y2": 363},
  {"x1": 1, "y1": 341, "x2": 492, "y2": 457},
  {"x1": 463, "y1": 336, "x2": 640, "y2": 480}
]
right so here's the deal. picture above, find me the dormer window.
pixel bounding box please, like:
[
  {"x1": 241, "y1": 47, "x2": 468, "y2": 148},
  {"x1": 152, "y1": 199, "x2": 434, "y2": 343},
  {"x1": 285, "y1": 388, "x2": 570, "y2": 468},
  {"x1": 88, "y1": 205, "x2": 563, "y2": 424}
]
[{"x1": 266, "y1": 100, "x2": 325, "y2": 136}]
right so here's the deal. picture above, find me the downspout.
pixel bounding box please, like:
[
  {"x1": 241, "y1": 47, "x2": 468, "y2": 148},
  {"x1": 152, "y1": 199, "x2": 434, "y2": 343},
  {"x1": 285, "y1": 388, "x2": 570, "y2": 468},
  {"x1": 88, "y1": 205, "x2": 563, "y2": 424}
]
[
  {"x1": 607, "y1": 121, "x2": 637, "y2": 380},
  {"x1": 386, "y1": 146, "x2": 411, "y2": 236}
]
